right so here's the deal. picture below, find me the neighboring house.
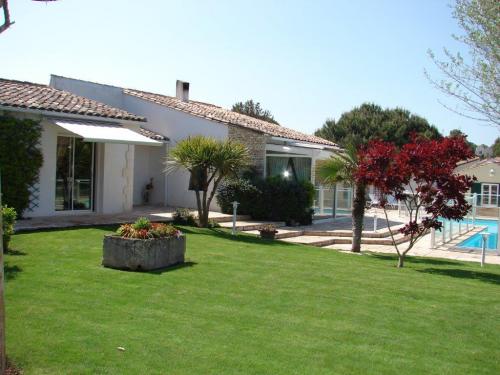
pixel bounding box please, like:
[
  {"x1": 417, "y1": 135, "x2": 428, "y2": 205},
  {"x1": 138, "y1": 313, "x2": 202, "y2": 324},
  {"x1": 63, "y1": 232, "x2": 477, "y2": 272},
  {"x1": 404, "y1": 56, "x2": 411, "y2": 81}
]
[
  {"x1": 455, "y1": 157, "x2": 500, "y2": 207},
  {"x1": 0, "y1": 76, "x2": 338, "y2": 218},
  {"x1": 0, "y1": 78, "x2": 168, "y2": 218},
  {"x1": 50, "y1": 75, "x2": 339, "y2": 209},
  {"x1": 475, "y1": 144, "x2": 493, "y2": 159}
]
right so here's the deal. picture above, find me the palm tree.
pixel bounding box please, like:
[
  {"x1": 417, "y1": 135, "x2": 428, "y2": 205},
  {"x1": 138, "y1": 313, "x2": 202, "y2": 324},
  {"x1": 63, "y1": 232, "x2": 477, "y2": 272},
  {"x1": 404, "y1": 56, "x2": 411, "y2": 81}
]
[
  {"x1": 318, "y1": 147, "x2": 366, "y2": 252},
  {"x1": 165, "y1": 136, "x2": 250, "y2": 227}
]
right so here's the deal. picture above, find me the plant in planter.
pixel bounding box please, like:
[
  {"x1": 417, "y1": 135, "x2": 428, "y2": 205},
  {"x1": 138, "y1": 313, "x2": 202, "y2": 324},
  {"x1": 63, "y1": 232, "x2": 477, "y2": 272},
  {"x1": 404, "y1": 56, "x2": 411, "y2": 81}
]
[
  {"x1": 103, "y1": 217, "x2": 185, "y2": 271},
  {"x1": 2, "y1": 206, "x2": 16, "y2": 252},
  {"x1": 259, "y1": 224, "x2": 278, "y2": 240}
]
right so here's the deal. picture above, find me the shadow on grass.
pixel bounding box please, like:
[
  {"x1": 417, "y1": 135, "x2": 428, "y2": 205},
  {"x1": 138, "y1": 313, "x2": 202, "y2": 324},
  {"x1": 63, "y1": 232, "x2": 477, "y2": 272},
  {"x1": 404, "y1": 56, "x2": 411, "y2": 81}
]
[
  {"x1": 17, "y1": 224, "x2": 119, "y2": 235},
  {"x1": 147, "y1": 261, "x2": 197, "y2": 275},
  {"x1": 368, "y1": 253, "x2": 463, "y2": 267},
  {"x1": 5, "y1": 248, "x2": 27, "y2": 256},
  {"x1": 4, "y1": 263, "x2": 22, "y2": 281},
  {"x1": 180, "y1": 227, "x2": 297, "y2": 247},
  {"x1": 417, "y1": 268, "x2": 500, "y2": 285}
]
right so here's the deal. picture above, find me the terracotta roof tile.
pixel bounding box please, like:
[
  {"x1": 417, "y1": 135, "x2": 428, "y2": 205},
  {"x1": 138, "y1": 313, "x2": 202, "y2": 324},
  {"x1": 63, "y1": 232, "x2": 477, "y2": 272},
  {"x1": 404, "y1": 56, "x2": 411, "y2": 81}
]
[
  {"x1": 0, "y1": 79, "x2": 145, "y2": 122},
  {"x1": 124, "y1": 88, "x2": 338, "y2": 148},
  {"x1": 138, "y1": 126, "x2": 169, "y2": 141}
]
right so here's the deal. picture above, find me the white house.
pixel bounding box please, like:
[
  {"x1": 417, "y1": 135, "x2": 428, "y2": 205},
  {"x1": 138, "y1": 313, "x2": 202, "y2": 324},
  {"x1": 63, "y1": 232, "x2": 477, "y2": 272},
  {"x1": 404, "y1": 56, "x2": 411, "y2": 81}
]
[
  {"x1": 50, "y1": 75, "x2": 339, "y2": 210},
  {"x1": 1, "y1": 76, "x2": 338, "y2": 218},
  {"x1": 0, "y1": 78, "x2": 168, "y2": 217}
]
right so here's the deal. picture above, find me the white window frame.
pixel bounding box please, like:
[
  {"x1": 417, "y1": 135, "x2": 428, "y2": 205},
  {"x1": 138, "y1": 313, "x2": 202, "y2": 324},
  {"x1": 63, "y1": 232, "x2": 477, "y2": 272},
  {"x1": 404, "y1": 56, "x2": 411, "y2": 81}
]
[{"x1": 481, "y1": 183, "x2": 499, "y2": 207}]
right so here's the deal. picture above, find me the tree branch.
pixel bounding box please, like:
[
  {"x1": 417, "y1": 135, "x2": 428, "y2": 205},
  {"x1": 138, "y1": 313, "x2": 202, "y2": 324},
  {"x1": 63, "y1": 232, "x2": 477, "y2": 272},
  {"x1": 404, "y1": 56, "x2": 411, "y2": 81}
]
[{"x1": 0, "y1": 0, "x2": 14, "y2": 34}]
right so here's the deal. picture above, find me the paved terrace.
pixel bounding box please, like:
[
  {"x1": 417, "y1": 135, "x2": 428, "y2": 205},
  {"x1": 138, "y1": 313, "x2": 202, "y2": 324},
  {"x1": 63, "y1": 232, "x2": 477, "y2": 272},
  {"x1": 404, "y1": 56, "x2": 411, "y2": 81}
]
[{"x1": 15, "y1": 206, "x2": 242, "y2": 231}]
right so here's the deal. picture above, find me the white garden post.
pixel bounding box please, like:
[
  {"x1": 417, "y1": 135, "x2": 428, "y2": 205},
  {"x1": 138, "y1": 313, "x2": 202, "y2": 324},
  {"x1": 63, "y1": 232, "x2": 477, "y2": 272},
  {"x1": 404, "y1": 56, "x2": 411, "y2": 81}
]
[
  {"x1": 481, "y1": 232, "x2": 488, "y2": 267},
  {"x1": 430, "y1": 228, "x2": 436, "y2": 249},
  {"x1": 472, "y1": 193, "x2": 477, "y2": 227},
  {"x1": 373, "y1": 213, "x2": 378, "y2": 232},
  {"x1": 449, "y1": 220, "x2": 453, "y2": 240},
  {"x1": 318, "y1": 185, "x2": 325, "y2": 215},
  {"x1": 497, "y1": 208, "x2": 500, "y2": 254},
  {"x1": 232, "y1": 201, "x2": 239, "y2": 236},
  {"x1": 441, "y1": 221, "x2": 446, "y2": 244},
  {"x1": 458, "y1": 220, "x2": 462, "y2": 235}
]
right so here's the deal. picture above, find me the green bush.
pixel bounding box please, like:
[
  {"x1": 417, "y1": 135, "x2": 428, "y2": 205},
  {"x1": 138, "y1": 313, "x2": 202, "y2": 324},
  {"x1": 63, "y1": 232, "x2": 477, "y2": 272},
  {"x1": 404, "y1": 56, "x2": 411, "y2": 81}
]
[
  {"x1": 2, "y1": 205, "x2": 17, "y2": 252},
  {"x1": 0, "y1": 115, "x2": 43, "y2": 216},
  {"x1": 216, "y1": 178, "x2": 261, "y2": 215},
  {"x1": 172, "y1": 208, "x2": 197, "y2": 226},
  {"x1": 216, "y1": 176, "x2": 315, "y2": 225}
]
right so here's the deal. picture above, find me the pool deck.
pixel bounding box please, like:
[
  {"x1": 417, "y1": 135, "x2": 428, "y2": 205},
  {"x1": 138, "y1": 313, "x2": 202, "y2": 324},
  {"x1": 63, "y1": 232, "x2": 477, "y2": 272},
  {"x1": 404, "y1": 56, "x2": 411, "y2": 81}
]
[{"x1": 325, "y1": 223, "x2": 500, "y2": 265}]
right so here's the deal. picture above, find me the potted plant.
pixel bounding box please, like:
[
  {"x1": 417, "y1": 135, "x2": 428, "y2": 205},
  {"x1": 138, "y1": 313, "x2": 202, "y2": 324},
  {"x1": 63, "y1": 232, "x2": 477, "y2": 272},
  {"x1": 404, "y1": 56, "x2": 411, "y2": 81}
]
[
  {"x1": 102, "y1": 217, "x2": 185, "y2": 271},
  {"x1": 259, "y1": 224, "x2": 278, "y2": 240}
]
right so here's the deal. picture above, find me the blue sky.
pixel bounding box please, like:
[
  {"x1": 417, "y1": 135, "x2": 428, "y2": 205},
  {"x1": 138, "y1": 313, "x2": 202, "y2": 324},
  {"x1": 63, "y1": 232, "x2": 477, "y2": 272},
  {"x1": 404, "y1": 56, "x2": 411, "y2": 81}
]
[{"x1": 1, "y1": 0, "x2": 497, "y2": 145}]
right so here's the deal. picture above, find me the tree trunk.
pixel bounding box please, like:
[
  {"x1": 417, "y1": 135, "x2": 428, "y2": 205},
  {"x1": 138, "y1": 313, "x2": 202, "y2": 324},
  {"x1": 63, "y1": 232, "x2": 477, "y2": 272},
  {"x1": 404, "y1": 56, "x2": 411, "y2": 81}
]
[
  {"x1": 351, "y1": 183, "x2": 366, "y2": 253},
  {"x1": 397, "y1": 254, "x2": 405, "y2": 268},
  {"x1": 198, "y1": 191, "x2": 209, "y2": 227},
  {"x1": 194, "y1": 190, "x2": 204, "y2": 227},
  {"x1": 0, "y1": 172, "x2": 6, "y2": 374}
]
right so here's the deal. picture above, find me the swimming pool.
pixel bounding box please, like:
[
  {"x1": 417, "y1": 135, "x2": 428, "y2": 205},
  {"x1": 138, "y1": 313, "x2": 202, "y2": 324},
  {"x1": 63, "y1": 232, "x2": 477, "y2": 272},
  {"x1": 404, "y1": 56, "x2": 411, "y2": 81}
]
[{"x1": 448, "y1": 218, "x2": 499, "y2": 251}]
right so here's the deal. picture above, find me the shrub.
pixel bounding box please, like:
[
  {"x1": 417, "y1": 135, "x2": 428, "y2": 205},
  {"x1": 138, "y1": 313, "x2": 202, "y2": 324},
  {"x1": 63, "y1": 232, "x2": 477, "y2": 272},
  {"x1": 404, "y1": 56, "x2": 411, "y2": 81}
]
[
  {"x1": 117, "y1": 218, "x2": 181, "y2": 239},
  {"x1": 216, "y1": 176, "x2": 315, "y2": 225},
  {"x1": 0, "y1": 115, "x2": 43, "y2": 216},
  {"x1": 216, "y1": 178, "x2": 261, "y2": 215},
  {"x1": 2, "y1": 205, "x2": 17, "y2": 251},
  {"x1": 254, "y1": 177, "x2": 315, "y2": 225},
  {"x1": 172, "y1": 208, "x2": 197, "y2": 226}
]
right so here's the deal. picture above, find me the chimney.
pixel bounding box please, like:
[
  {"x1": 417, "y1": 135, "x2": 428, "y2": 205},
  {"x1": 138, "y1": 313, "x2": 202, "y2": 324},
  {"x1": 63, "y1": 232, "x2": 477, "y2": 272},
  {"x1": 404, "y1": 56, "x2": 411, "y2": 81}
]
[{"x1": 176, "y1": 80, "x2": 189, "y2": 102}]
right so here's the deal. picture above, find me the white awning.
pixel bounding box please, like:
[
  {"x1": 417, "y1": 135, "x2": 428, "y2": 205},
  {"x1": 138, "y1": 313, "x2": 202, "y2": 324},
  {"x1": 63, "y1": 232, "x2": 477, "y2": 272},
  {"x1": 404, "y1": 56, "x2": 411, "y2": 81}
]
[{"x1": 52, "y1": 120, "x2": 162, "y2": 146}]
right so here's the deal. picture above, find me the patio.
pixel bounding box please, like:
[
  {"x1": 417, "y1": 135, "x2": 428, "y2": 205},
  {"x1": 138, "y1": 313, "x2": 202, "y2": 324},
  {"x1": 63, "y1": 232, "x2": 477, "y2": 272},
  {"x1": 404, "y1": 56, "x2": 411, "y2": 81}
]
[{"x1": 15, "y1": 205, "x2": 242, "y2": 231}]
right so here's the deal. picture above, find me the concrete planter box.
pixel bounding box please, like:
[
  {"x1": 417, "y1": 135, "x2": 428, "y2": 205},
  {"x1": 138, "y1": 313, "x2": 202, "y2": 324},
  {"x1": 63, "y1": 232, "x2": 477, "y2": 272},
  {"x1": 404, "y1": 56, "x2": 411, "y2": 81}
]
[{"x1": 102, "y1": 235, "x2": 186, "y2": 271}]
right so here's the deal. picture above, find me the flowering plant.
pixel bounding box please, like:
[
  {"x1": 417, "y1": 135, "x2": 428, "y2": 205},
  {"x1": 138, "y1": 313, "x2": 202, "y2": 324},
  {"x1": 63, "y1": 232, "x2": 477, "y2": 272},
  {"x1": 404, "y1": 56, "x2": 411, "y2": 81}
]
[
  {"x1": 117, "y1": 217, "x2": 182, "y2": 239},
  {"x1": 356, "y1": 134, "x2": 475, "y2": 267}
]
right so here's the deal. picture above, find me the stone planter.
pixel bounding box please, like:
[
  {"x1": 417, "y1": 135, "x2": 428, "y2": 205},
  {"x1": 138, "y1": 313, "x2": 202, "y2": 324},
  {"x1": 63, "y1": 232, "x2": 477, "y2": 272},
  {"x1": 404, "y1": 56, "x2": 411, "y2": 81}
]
[
  {"x1": 102, "y1": 235, "x2": 186, "y2": 271},
  {"x1": 259, "y1": 230, "x2": 277, "y2": 240}
]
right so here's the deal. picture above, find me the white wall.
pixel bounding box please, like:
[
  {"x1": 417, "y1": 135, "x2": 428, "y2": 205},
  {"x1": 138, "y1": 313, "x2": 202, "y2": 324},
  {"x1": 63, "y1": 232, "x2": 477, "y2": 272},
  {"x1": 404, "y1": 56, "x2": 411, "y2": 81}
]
[
  {"x1": 100, "y1": 143, "x2": 134, "y2": 214},
  {"x1": 7, "y1": 112, "x2": 134, "y2": 217},
  {"x1": 122, "y1": 96, "x2": 229, "y2": 210},
  {"x1": 50, "y1": 75, "x2": 125, "y2": 110},
  {"x1": 133, "y1": 144, "x2": 167, "y2": 205},
  {"x1": 49, "y1": 76, "x2": 225, "y2": 210}
]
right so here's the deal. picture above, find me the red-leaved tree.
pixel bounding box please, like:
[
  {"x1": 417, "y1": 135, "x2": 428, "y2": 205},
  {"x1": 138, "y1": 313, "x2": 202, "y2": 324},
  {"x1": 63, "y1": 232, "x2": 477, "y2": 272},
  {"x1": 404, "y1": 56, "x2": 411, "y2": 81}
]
[{"x1": 356, "y1": 135, "x2": 475, "y2": 267}]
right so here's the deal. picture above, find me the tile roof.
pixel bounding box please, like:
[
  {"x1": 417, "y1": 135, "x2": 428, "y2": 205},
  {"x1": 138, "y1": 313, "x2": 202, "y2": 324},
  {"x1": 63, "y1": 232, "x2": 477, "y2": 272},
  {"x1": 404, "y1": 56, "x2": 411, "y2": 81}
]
[
  {"x1": 0, "y1": 79, "x2": 145, "y2": 122},
  {"x1": 124, "y1": 88, "x2": 338, "y2": 148},
  {"x1": 138, "y1": 126, "x2": 169, "y2": 141}
]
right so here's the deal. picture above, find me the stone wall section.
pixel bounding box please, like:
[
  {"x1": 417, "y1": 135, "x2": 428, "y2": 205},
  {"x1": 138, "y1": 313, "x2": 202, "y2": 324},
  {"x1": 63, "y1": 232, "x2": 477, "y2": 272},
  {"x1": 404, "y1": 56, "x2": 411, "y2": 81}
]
[{"x1": 228, "y1": 125, "x2": 267, "y2": 176}]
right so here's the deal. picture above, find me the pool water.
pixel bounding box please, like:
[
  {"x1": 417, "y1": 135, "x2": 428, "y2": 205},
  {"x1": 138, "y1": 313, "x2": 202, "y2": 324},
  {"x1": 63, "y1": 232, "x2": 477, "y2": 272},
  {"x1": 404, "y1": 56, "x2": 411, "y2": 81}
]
[{"x1": 444, "y1": 218, "x2": 499, "y2": 251}]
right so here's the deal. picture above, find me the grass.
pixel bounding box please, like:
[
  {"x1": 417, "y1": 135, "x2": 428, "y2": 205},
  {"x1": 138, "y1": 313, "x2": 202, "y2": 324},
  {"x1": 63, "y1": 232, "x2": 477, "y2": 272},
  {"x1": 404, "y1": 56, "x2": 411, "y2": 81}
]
[{"x1": 5, "y1": 226, "x2": 500, "y2": 375}]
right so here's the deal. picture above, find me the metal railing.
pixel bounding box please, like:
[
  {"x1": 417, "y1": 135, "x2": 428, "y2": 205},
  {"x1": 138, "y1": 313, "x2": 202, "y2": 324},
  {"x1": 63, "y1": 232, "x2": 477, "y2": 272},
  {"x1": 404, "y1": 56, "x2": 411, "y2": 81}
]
[{"x1": 313, "y1": 185, "x2": 352, "y2": 216}]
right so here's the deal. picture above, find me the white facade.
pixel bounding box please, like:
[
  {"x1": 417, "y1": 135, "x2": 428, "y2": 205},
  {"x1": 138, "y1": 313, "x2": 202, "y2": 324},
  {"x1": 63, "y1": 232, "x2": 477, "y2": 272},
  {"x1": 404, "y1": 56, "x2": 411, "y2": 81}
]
[
  {"x1": 49, "y1": 75, "x2": 336, "y2": 212},
  {"x1": 2, "y1": 109, "x2": 163, "y2": 218}
]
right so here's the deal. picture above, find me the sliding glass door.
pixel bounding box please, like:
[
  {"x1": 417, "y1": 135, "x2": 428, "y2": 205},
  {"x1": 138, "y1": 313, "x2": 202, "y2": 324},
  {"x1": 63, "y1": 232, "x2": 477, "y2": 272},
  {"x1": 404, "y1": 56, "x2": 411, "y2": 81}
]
[{"x1": 55, "y1": 136, "x2": 95, "y2": 211}]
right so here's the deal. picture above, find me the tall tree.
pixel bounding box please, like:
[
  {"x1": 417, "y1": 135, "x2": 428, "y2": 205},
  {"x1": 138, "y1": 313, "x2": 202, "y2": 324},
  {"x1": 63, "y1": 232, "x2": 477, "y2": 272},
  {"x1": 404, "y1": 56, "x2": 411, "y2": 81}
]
[
  {"x1": 315, "y1": 103, "x2": 441, "y2": 252},
  {"x1": 427, "y1": 0, "x2": 500, "y2": 127},
  {"x1": 449, "y1": 128, "x2": 477, "y2": 153},
  {"x1": 232, "y1": 100, "x2": 279, "y2": 125},
  {"x1": 166, "y1": 136, "x2": 249, "y2": 227}
]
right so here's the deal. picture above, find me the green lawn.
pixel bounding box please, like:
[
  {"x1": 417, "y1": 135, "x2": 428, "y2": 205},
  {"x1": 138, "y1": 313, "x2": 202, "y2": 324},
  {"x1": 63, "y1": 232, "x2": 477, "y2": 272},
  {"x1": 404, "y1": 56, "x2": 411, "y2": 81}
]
[{"x1": 5, "y1": 227, "x2": 500, "y2": 375}]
